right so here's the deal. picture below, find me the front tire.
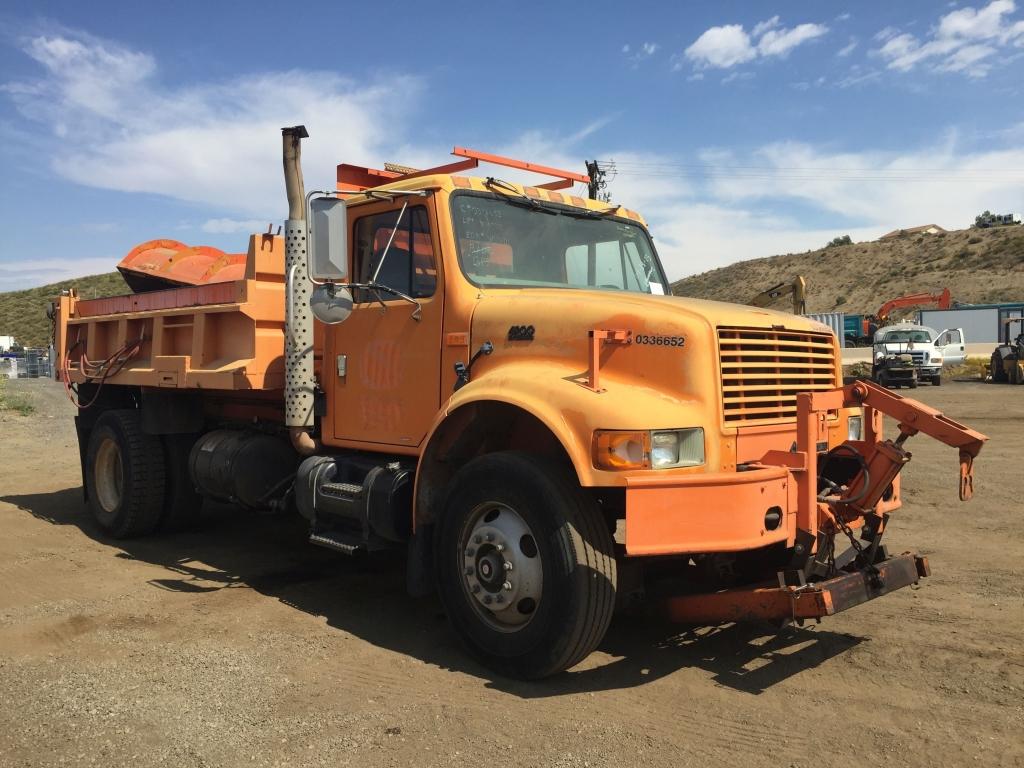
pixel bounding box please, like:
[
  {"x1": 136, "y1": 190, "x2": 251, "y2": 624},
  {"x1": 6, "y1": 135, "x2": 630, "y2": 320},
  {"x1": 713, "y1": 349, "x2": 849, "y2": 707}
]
[
  {"x1": 933, "y1": 374, "x2": 942, "y2": 386},
  {"x1": 85, "y1": 410, "x2": 166, "y2": 538},
  {"x1": 435, "y1": 452, "x2": 617, "y2": 679}
]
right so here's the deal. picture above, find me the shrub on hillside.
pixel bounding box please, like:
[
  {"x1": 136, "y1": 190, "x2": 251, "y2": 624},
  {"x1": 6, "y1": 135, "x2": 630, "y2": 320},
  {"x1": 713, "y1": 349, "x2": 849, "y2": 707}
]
[{"x1": 826, "y1": 235, "x2": 853, "y2": 248}]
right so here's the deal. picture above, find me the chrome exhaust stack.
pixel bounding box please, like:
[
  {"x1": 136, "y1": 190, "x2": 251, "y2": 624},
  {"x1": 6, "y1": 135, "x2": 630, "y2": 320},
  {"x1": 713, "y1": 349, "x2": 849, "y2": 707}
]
[{"x1": 281, "y1": 125, "x2": 318, "y2": 455}]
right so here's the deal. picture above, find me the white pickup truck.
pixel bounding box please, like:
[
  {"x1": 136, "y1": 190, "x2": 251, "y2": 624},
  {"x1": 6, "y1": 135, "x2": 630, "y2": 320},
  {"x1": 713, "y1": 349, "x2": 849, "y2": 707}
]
[{"x1": 872, "y1": 323, "x2": 966, "y2": 386}]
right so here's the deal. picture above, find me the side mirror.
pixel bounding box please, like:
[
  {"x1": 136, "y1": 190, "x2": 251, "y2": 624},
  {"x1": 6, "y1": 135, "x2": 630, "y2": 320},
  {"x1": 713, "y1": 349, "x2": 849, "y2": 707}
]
[{"x1": 308, "y1": 196, "x2": 348, "y2": 281}]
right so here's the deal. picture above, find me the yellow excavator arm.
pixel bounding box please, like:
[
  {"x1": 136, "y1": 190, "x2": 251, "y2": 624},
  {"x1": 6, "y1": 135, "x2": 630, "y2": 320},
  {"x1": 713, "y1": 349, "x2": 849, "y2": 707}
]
[{"x1": 749, "y1": 276, "x2": 807, "y2": 315}]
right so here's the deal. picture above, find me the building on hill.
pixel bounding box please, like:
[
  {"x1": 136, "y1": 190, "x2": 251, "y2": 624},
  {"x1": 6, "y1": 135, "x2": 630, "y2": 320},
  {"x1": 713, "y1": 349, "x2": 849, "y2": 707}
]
[{"x1": 879, "y1": 224, "x2": 947, "y2": 240}]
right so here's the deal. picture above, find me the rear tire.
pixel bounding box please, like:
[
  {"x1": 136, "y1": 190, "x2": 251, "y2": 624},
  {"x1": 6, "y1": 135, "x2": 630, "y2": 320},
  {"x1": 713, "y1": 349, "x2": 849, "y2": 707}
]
[
  {"x1": 85, "y1": 410, "x2": 165, "y2": 538},
  {"x1": 435, "y1": 451, "x2": 617, "y2": 679}
]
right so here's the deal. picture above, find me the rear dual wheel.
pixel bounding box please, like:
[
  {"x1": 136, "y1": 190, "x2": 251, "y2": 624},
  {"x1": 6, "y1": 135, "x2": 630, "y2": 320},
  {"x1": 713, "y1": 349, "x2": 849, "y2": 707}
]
[
  {"x1": 85, "y1": 410, "x2": 202, "y2": 538},
  {"x1": 86, "y1": 410, "x2": 166, "y2": 538},
  {"x1": 435, "y1": 451, "x2": 617, "y2": 679}
]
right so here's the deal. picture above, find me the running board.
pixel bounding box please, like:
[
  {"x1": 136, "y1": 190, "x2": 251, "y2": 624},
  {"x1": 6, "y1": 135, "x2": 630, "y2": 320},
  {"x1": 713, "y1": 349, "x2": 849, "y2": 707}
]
[{"x1": 309, "y1": 531, "x2": 365, "y2": 556}]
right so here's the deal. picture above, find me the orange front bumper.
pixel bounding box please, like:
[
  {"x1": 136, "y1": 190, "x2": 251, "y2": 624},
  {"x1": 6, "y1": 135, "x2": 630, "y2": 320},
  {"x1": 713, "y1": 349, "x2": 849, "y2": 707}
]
[{"x1": 624, "y1": 466, "x2": 795, "y2": 556}]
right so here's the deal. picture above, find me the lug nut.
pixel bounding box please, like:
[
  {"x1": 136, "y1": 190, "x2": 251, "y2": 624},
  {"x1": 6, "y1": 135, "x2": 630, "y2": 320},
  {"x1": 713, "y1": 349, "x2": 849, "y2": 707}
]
[
  {"x1": 495, "y1": 544, "x2": 505, "y2": 552},
  {"x1": 474, "y1": 535, "x2": 482, "y2": 544},
  {"x1": 503, "y1": 581, "x2": 512, "y2": 591},
  {"x1": 503, "y1": 562, "x2": 513, "y2": 571},
  {"x1": 483, "y1": 595, "x2": 492, "y2": 605},
  {"x1": 472, "y1": 584, "x2": 480, "y2": 593},
  {"x1": 485, "y1": 533, "x2": 494, "y2": 542},
  {"x1": 495, "y1": 595, "x2": 504, "y2": 604},
  {"x1": 466, "y1": 547, "x2": 475, "y2": 557}
]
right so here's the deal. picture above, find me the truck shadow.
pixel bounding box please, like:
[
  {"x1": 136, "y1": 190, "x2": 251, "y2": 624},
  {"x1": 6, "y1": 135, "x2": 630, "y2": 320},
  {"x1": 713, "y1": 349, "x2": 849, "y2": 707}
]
[{"x1": 3, "y1": 487, "x2": 862, "y2": 697}]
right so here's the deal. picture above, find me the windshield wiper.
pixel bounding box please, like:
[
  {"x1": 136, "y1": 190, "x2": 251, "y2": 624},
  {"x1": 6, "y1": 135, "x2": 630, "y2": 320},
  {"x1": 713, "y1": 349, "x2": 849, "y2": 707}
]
[
  {"x1": 484, "y1": 177, "x2": 558, "y2": 215},
  {"x1": 485, "y1": 178, "x2": 623, "y2": 220}
]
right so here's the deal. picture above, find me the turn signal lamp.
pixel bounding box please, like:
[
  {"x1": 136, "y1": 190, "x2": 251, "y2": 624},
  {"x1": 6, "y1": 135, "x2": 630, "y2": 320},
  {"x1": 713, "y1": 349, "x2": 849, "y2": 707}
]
[{"x1": 593, "y1": 431, "x2": 650, "y2": 470}]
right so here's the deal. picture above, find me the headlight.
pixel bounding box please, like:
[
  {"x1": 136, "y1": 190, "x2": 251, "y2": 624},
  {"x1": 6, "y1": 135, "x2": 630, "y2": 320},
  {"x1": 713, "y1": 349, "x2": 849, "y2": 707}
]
[
  {"x1": 847, "y1": 413, "x2": 863, "y2": 441},
  {"x1": 651, "y1": 429, "x2": 705, "y2": 468},
  {"x1": 593, "y1": 428, "x2": 705, "y2": 470},
  {"x1": 932, "y1": 353, "x2": 943, "y2": 364}
]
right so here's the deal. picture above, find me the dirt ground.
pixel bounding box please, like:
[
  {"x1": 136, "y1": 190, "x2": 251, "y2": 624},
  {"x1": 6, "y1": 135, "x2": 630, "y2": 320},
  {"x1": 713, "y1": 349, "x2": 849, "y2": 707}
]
[{"x1": 0, "y1": 379, "x2": 1021, "y2": 768}]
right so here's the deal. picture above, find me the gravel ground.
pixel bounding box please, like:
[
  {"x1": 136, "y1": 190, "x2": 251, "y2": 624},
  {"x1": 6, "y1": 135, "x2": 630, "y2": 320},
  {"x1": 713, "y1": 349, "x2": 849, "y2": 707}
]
[{"x1": 1, "y1": 378, "x2": 1021, "y2": 768}]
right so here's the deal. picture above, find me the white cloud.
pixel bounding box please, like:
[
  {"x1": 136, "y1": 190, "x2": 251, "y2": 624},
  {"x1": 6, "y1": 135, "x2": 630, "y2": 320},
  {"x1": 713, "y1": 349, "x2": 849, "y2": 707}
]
[
  {"x1": 758, "y1": 23, "x2": 829, "y2": 57},
  {"x1": 622, "y1": 41, "x2": 660, "y2": 66},
  {"x1": 752, "y1": 17, "x2": 781, "y2": 38},
  {"x1": 201, "y1": 218, "x2": 269, "y2": 234},
  {"x1": 0, "y1": 257, "x2": 122, "y2": 291},
  {"x1": 590, "y1": 131, "x2": 1024, "y2": 279},
  {"x1": 837, "y1": 38, "x2": 859, "y2": 56},
  {"x1": 3, "y1": 31, "x2": 427, "y2": 220},
  {"x1": 684, "y1": 25, "x2": 757, "y2": 69},
  {"x1": 722, "y1": 71, "x2": 755, "y2": 85},
  {"x1": 873, "y1": 0, "x2": 1024, "y2": 77},
  {"x1": 938, "y1": 0, "x2": 1016, "y2": 40},
  {"x1": 937, "y1": 42, "x2": 1001, "y2": 72},
  {"x1": 683, "y1": 17, "x2": 828, "y2": 71}
]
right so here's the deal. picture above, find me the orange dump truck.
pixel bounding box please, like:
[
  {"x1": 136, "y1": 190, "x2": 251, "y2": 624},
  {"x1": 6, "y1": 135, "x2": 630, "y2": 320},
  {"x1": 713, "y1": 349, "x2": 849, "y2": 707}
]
[{"x1": 53, "y1": 127, "x2": 987, "y2": 678}]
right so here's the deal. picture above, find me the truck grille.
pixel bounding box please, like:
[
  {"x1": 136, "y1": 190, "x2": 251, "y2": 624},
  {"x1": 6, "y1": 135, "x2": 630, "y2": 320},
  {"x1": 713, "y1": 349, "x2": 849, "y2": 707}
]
[{"x1": 718, "y1": 327, "x2": 839, "y2": 426}]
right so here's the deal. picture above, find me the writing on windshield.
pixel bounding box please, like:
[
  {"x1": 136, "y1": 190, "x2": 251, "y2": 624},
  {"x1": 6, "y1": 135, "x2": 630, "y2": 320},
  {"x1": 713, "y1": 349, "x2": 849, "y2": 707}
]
[{"x1": 451, "y1": 193, "x2": 667, "y2": 294}]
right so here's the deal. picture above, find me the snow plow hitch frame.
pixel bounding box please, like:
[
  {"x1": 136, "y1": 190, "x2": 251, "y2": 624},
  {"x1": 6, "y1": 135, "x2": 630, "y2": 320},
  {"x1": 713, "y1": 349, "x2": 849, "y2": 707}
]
[{"x1": 662, "y1": 379, "x2": 987, "y2": 626}]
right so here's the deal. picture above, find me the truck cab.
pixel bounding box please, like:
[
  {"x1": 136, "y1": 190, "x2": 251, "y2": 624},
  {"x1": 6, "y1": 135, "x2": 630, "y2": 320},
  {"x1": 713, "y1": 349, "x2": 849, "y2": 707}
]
[{"x1": 872, "y1": 323, "x2": 966, "y2": 386}]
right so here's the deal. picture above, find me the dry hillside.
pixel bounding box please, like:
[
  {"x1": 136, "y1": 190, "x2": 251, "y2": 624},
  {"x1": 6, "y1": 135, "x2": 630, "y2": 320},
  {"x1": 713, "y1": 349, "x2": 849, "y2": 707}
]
[
  {"x1": 0, "y1": 272, "x2": 125, "y2": 349},
  {"x1": 672, "y1": 225, "x2": 1024, "y2": 314},
  {"x1": 3, "y1": 226, "x2": 1023, "y2": 347}
]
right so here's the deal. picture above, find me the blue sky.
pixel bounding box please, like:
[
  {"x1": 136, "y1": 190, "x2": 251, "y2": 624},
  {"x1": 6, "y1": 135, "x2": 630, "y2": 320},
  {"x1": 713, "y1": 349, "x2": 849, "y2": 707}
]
[{"x1": 2, "y1": 0, "x2": 1024, "y2": 290}]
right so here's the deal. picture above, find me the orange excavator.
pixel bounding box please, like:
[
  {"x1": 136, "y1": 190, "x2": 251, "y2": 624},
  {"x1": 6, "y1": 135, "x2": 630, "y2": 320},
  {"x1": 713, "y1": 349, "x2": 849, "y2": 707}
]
[
  {"x1": 876, "y1": 288, "x2": 953, "y2": 325},
  {"x1": 849, "y1": 289, "x2": 953, "y2": 345}
]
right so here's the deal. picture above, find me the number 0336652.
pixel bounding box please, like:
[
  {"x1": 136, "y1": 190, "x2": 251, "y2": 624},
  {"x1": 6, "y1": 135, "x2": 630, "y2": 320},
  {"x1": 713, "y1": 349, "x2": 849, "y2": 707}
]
[{"x1": 633, "y1": 334, "x2": 685, "y2": 347}]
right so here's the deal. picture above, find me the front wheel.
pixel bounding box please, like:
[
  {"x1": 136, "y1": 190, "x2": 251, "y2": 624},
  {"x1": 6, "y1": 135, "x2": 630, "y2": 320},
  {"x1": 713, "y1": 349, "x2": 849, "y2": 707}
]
[
  {"x1": 933, "y1": 374, "x2": 942, "y2": 386},
  {"x1": 435, "y1": 451, "x2": 617, "y2": 679}
]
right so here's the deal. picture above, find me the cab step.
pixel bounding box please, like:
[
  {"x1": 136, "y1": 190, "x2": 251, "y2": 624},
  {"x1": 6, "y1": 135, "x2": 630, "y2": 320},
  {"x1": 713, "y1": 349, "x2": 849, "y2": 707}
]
[{"x1": 309, "y1": 530, "x2": 365, "y2": 556}]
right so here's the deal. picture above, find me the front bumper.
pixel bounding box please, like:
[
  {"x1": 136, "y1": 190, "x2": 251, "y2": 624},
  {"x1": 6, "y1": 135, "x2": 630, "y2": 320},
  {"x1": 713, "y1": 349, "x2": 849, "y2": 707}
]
[{"x1": 624, "y1": 467, "x2": 793, "y2": 556}]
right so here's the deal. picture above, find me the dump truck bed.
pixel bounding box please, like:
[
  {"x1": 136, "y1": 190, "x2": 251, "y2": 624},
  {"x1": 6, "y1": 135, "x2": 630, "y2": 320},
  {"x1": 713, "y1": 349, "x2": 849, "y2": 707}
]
[{"x1": 55, "y1": 234, "x2": 287, "y2": 392}]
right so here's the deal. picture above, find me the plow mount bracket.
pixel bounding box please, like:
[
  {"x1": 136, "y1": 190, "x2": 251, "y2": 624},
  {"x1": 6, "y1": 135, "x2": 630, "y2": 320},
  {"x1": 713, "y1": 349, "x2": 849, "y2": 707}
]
[{"x1": 663, "y1": 552, "x2": 930, "y2": 625}]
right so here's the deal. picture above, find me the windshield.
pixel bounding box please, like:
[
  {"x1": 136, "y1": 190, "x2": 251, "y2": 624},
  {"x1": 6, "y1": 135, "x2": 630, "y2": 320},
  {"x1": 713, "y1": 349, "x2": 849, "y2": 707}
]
[
  {"x1": 450, "y1": 193, "x2": 668, "y2": 294},
  {"x1": 881, "y1": 329, "x2": 934, "y2": 344}
]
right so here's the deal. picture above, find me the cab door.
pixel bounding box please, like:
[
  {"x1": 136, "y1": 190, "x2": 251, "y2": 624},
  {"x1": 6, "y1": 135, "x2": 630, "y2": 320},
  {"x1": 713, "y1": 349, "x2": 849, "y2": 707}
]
[
  {"x1": 937, "y1": 328, "x2": 966, "y2": 365},
  {"x1": 326, "y1": 199, "x2": 443, "y2": 449}
]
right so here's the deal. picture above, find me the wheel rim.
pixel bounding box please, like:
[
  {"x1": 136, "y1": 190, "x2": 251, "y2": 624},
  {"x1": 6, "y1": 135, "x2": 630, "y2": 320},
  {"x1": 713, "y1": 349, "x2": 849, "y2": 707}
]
[
  {"x1": 460, "y1": 502, "x2": 543, "y2": 631},
  {"x1": 94, "y1": 436, "x2": 124, "y2": 514}
]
